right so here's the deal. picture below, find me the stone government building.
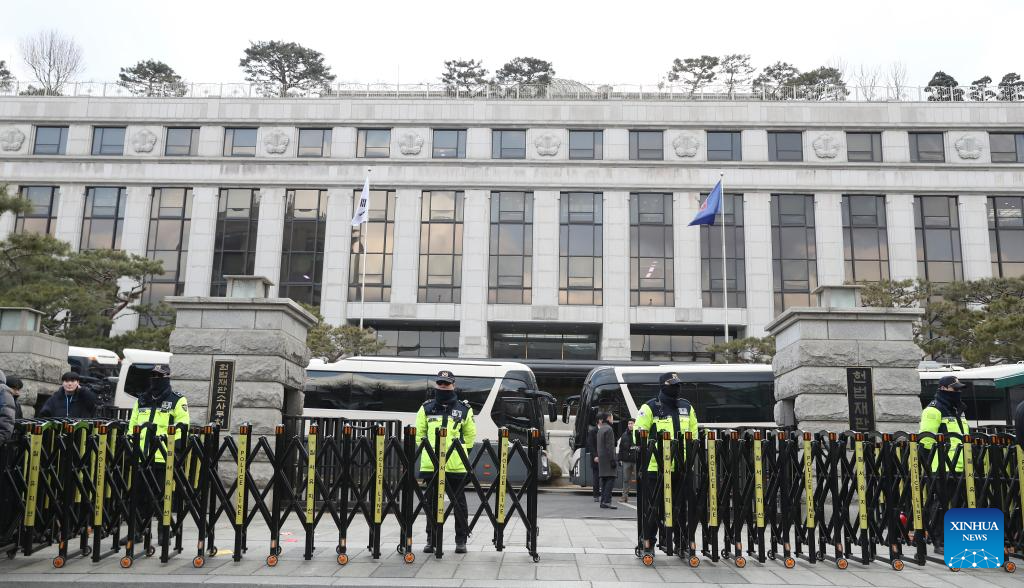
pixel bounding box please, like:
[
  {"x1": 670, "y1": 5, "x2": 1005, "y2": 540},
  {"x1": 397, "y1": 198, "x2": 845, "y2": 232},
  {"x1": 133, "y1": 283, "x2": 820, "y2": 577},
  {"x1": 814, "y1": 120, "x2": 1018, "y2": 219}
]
[{"x1": 0, "y1": 92, "x2": 1022, "y2": 363}]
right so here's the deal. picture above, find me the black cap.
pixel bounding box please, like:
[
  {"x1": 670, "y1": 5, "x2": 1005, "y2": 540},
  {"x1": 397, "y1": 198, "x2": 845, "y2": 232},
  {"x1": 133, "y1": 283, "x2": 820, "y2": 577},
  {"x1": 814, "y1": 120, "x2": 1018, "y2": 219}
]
[
  {"x1": 938, "y1": 375, "x2": 965, "y2": 390},
  {"x1": 152, "y1": 364, "x2": 171, "y2": 377},
  {"x1": 435, "y1": 370, "x2": 455, "y2": 384},
  {"x1": 660, "y1": 372, "x2": 681, "y2": 387},
  {"x1": 61, "y1": 371, "x2": 81, "y2": 382}
]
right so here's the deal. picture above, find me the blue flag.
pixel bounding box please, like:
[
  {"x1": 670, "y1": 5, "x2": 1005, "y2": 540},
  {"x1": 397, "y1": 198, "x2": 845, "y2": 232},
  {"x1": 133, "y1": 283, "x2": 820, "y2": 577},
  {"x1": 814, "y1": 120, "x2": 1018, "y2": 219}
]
[{"x1": 689, "y1": 180, "x2": 723, "y2": 226}]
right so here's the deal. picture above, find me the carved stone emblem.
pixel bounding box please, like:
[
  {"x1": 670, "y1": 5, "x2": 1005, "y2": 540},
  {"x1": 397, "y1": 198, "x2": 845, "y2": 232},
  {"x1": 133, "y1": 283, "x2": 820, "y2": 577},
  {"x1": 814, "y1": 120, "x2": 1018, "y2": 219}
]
[
  {"x1": 672, "y1": 133, "x2": 699, "y2": 157},
  {"x1": 534, "y1": 133, "x2": 561, "y2": 156},
  {"x1": 130, "y1": 129, "x2": 158, "y2": 153},
  {"x1": 263, "y1": 130, "x2": 290, "y2": 154},
  {"x1": 954, "y1": 135, "x2": 983, "y2": 160},
  {"x1": 811, "y1": 133, "x2": 840, "y2": 159},
  {"x1": 398, "y1": 132, "x2": 423, "y2": 155},
  {"x1": 0, "y1": 127, "x2": 26, "y2": 152}
]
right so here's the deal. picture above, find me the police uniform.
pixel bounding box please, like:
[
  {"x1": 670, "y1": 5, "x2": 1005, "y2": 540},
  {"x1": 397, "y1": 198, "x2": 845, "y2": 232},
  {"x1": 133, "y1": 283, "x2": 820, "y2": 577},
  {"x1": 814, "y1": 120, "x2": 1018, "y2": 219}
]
[
  {"x1": 919, "y1": 375, "x2": 970, "y2": 474},
  {"x1": 415, "y1": 370, "x2": 476, "y2": 553},
  {"x1": 634, "y1": 372, "x2": 699, "y2": 550}
]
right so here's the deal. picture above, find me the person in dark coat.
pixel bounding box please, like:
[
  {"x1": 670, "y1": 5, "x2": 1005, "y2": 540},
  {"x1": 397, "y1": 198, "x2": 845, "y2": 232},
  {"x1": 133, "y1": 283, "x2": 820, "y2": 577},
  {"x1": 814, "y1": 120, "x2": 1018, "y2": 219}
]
[
  {"x1": 1014, "y1": 399, "x2": 1024, "y2": 447},
  {"x1": 6, "y1": 377, "x2": 24, "y2": 420},
  {"x1": 586, "y1": 414, "x2": 602, "y2": 502},
  {"x1": 617, "y1": 418, "x2": 638, "y2": 503},
  {"x1": 0, "y1": 370, "x2": 15, "y2": 443},
  {"x1": 38, "y1": 371, "x2": 98, "y2": 419},
  {"x1": 596, "y1": 412, "x2": 618, "y2": 509}
]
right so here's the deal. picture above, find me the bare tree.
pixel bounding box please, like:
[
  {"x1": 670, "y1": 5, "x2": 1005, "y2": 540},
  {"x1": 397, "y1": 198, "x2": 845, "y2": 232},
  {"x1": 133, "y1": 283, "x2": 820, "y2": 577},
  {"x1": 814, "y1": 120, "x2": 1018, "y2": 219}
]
[
  {"x1": 887, "y1": 61, "x2": 909, "y2": 100},
  {"x1": 19, "y1": 30, "x2": 84, "y2": 95},
  {"x1": 851, "y1": 64, "x2": 882, "y2": 100}
]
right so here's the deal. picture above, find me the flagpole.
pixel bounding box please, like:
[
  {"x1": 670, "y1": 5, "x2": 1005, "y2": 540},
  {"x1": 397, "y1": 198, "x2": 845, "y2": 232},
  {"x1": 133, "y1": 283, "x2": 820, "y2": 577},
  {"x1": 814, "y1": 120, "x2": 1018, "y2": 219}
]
[
  {"x1": 719, "y1": 172, "x2": 729, "y2": 348},
  {"x1": 359, "y1": 169, "x2": 371, "y2": 330}
]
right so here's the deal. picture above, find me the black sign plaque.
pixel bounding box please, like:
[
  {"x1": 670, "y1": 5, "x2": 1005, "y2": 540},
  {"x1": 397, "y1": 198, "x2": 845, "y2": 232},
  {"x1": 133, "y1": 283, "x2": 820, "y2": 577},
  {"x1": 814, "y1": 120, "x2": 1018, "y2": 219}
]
[
  {"x1": 846, "y1": 367, "x2": 875, "y2": 432},
  {"x1": 210, "y1": 359, "x2": 236, "y2": 429}
]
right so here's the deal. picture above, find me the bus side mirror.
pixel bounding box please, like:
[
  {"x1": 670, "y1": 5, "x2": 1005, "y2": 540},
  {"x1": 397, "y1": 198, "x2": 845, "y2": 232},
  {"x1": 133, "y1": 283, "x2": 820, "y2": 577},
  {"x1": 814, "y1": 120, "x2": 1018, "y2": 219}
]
[
  {"x1": 548, "y1": 400, "x2": 558, "y2": 422},
  {"x1": 562, "y1": 395, "x2": 580, "y2": 424}
]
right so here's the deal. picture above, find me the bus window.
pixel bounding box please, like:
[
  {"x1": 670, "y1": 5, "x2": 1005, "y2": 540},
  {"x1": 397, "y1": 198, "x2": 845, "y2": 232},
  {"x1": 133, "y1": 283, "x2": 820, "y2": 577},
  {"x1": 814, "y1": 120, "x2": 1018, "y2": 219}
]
[
  {"x1": 449, "y1": 377, "x2": 496, "y2": 414},
  {"x1": 305, "y1": 371, "x2": 495, "y2": 414},
  {"x1": 697, "y1": 381, "x2": 774, "y2": 423},
  {"x1": 123, "y1": 364, "x2": 157, "y2": 399},
  {"x1": 305, "y1": 371, "x2": 353, "y2": 410}
]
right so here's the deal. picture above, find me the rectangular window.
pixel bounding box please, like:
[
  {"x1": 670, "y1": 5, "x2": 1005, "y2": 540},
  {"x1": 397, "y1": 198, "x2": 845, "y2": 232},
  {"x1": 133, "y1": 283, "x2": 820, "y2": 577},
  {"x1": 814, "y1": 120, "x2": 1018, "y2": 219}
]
[
  {"x1": 363, "y1": 323, "x2": 461, "y2": 358},
  {"x1": 910, "y1": 132, "x2": 945, "y2": 163},
  {"x1": 15, "y1": 186, "x2": 59, "y2": 236},
  {"x1": 700, "y1": 193, "x2": 746, "y2": 308},
  {"x1": 988, "y1": 196, "x2": 1024, "y2": 278},
  {"x1": 33, "y1": 126, "x2": 68, "y2": 155},
  {"x1": 846, "y1": 132, "x2": 882, "y2": 162},
  {"x1": 630, "y1": 326, "x2": 736, "y2": 362},
  {"x1": 491, "y1": 325, "x2": 600, "y2": 360},
  {"x1": 350, "y1": 189, "x2": 397, "y2": 303},
  {"x1": 418, "y1": 191, "x2": 464, "y2": 303},
  {"x1": 223, "y1": 128, "x2": 257, "y2": 157},
  {"x1": 165, "y1": 128, "x2": 198, "y2": 156},
  {"x1": 491, "y1": 130, "x2": 527, "y2": 159},
  {"x1": 768, "y1": 131, "x2": 803, "y2": 162},
  {"x1": 568, "y1": 130, "x2": 603, "y2": 160},
  {"x1": 914, "y1": 196, "x2": 962, "y2": 284},
  {"x1": 771, "y1": 194, "x2": 817, "y2": 312},
  {"x1": 630, "y1": 193, "x2": 674, "y2": 306},
  {"x1": 280, "y1": 189, "x2": 327, "y2": 305},
  {"x1": 559, "y1": 192, "x2": 603, "y2": 305},
  {"x1": 489, "y1": 191, "x2": 533, "y2": 304},
  {"x1": 990, "y1": 133, "x2": 1024, "y2": 163},
  {"x1": 357, "y1": 129, "x2": 391, "y2": 158},
  {"x1": 81, "y1": 187, "x2": 127, "y2": 250},
  {"x1": 432, "y1": 129, "x2": 467, "y2": 159},
  {"x1": 842, "y1": 195, "x2": 890, "y2": 282},
  {"x1": 143, "y1": 187, "x2": 193, "y2": 317},
  {"x1": 91, "y1": 127, "x2": 125, "y2": 156},
  {"x1": 629, "y1": 130, "x2": 664, "y2": 160},
  {"x1": 298, "y1": 128, "x2": 332, "y2": 158},
  {"x1": 706, "y1": 131, "x2": 742, "y2": 161},
  {"x1": 211, "y1": 188, "x2": 260, "y2": 295}
]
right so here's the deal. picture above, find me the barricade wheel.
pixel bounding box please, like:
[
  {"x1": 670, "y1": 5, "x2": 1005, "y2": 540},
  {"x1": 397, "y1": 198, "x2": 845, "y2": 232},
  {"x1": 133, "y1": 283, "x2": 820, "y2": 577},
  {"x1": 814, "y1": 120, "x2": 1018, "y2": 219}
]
[
  {"x1": 1004, "y1": 561, "x2": 1015, "y2": 573},
  {"x1": 689, "y1": 556, "x2": 700, "y2": 568},
  {"x1": 404, "y1": 552, "x2": 415, "y2": 564},
  {"x1": 892, "y1": 560, "x2": 904, "y2": 571},
  {"x1": 642, "y1": 553, "x2": 654, "y2": 567},
  {"x1": 837, "y1": 558, "x2": 848, "y2": 570},
  {"x1": 784, "y1": 557, "x2": 796, "y2": 569},
  {"x1": 533, "y1": 555, "x2": 540, "y2": 563},
  {"x1": 768, "y1": 552, "x2": 776, "y2": 560},
  {"x1": 145, "y1": 546, "x2": 156, "y2": 558},
  {"x1": 7, "y1": 549, "x2": 15, "y2": 560},
  {"x1": 266, "y1": 554, "x2": 278, "y2": 567},
  {"x1": 273, "y1": 546, "x2": 282, "y2": 556},
  {"x1": 336, "y1": 545, "x2": 343, "y2": 555},
  {"x1": 52, "y1": 556, "x2": 65, "y2": 569},
  {"x1": 634, "y1": 547, "x2": 642, "y2": 558},
  {"x1": 119, "y1": 556, "x2": 133, "y2": 569},
  {"x1": 735, "y1": 556, "x2": 747, "y2": 568},
  {"x1": 192, "y1": 556, "x2": 204, "y2": 568},
  {"x1": 949, "y1": 567, "x2": 961, "y2": 572},
  {"x1": 82, "y1": 546, "x2": 92, "y2": 557},
  {"x1": 337, "y1": 553, "x2": 349, "y2": 565},
  {"x1": 208, "y1": 546, "x2": 218, "y2": 556}
]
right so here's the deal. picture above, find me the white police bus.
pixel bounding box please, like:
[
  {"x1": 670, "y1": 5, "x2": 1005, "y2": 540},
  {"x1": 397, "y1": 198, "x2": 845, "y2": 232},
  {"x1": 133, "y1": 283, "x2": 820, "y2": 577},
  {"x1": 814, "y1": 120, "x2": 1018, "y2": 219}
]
[{"x1": 304, "y1": 356, "x2": 557, "y2": 482}]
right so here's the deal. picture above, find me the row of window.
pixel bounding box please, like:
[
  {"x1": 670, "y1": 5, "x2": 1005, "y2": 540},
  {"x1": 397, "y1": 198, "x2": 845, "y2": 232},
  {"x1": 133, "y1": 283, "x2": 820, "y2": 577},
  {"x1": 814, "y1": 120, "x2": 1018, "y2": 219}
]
[
  {"x1": 15, "y1": 188, "x2": 1023, "y2": 315},
  {"x1": 26, "y1": 125, "x2": 1024, "y2": 163}
]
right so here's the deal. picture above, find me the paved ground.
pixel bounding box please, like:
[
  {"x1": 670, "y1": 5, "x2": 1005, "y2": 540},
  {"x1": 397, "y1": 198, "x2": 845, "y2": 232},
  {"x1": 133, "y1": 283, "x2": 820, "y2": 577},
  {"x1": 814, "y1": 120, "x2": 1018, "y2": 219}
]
[{"x1": 0, "y1": 492, "x2": 1019, "y2": 588}]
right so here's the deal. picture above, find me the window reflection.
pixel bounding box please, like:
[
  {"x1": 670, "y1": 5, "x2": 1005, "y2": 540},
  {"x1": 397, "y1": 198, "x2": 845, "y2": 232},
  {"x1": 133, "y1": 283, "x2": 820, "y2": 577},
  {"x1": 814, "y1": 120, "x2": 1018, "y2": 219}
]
[
  {"x1": 33, "y1": 126, "x2": 68, "y2": 155},
  {"x1": 491, "y1": 130, "x2": 526, "y2": 159},
  {"x1": 418, "y1": 191, "x2": 464, "y2": 302},
  {"x1": 489, "y1": 191, "x2": 533, "y2": 303},
  {"x1": 91, "y1": 127, "x2": 125, "y2": 156},
  {"x1": 15, "y1": 186, "x2": 59, "y2": 236},
  {"x1": 491, "y1": 326, "x2": 599, "y2": 360},
  {"x1": 989, "y1": 196, "x2": 1024, "y2": 277},
  {"x1": 281, "y1": 189, "x2": 326, "y2": 305},
  {"x1": 768, "y1": 131, "x2": 803, "y2": 162},
  {"x1": 432, "y1": 129, "x2": 466, "y2": 158},
  {"x1": 629, "y1": 130, "x2": 663, "y2": 160},
  {"x1": 771, "y1": 194, "x2": 817, "y2": 312},
  {"x1": 630, "y1": 193, "x2": 673, "y2": 306},
  {"x1": 559, "y1": 192, "x2": 602, "y2": 305},
  {"x1": 630, "y1": 327, "x2": 737, "y2": 362},
  {"x1": 357, "y1": 129, "x2": 391, "y2": 158},
  {"x1": 142, "y1": 188, "x2": 192, "y2": 322},
  {"x1": 568, "y1": 130, "x2": 603, "y2": 160},
  {"x1": 165, "y1": 128, "x2": 198, "y2": 156},
  {"x1": 81, "y1": 187, "x2": 126, "y2": 250},
  {"x1": 914, "y1": 196, "x2": 962, "y2": 284},
  {"x1": 350, "y1": 189, "x2": 396, "y2": 302},
  {"x1": 707, "y1": 131, "x2": 742, "y2": 161},
  {"x1": 298, "y1": 129, "x2": 332, "y2": 157},
  {"x1": 700, "y1": 193, "x2": 746, "y2": 307},
  {"x1": 842, "y1": 195, "x2": 889, "y2": 282},
  {"x1": 211, "y1": 188, "x2": 260, "y2": 295},
  {"x1": 223, "y1": 128, "x2": 257, "y2": 157}
]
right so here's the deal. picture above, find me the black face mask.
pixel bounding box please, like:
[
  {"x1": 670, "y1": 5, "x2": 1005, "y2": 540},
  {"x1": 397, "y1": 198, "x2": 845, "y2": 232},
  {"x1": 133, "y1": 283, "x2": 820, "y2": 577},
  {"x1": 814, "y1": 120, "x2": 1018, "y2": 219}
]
[
  {"x1": 658, "y1": 389, "x2": 678, "y2": 409},
  {"x1": 146, "y1": 376, "x2": 171, "y2": 398},
  {"x1": 435, "y1": 387, "x2": 457, "y2": 405}
]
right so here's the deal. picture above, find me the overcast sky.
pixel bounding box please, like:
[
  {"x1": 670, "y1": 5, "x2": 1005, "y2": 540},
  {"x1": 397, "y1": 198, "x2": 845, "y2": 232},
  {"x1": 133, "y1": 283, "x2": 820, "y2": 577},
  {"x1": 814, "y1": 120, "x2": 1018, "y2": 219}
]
[{"x1": 1, "y1": 0, "x2": 1019, "y2": 88}]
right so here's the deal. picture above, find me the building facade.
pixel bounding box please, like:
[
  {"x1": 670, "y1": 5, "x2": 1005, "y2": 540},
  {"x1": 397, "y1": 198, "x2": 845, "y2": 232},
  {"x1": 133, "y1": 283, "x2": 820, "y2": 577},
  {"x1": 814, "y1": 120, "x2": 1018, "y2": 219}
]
[{"x1": 1, "y1": 96, "x2": 1022, "y2": 361}]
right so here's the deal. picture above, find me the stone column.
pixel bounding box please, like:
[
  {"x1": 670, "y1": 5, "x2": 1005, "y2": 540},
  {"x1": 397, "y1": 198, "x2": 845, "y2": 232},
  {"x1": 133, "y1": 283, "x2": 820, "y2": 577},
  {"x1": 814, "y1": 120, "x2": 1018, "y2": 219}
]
[
  {"x1": 744, "y1": 193, "x2": 774, "y2": 337},
  {"x1": 815, "y1": 193, "x2": 845, "y2": 286},
  {"x1": 321, "y1": 187, "x2": 354, "y2": 325},
  {"x1": 601, "y1": 191, "x2": 630, "y2": 360},
  {"x1": 54, "y1": 184, "x2": 85, "y2": 251},
  {"x1": 388, "y1": 189, "x2": 421, "y2": 314},
  {"x1": 466, "y1": 128, "x2": 491, "y2": 160},
  {"x1": 958, "y1": 195, "x2": 993, "y2": 281},
  {"x1": 458, "y1": 190, "x2": 490, "y2": 358},
  {"x1": 674, "y1": 191, "x2": 702, "y2": 321},
  {"x1": 882, "y1": 131, "x2": 910, "y2": 163},
  {"x1": 742, "y1": 130, "x2": 769, "y2": 162},
  {"x1": 196, "y1": 126, "x2": 223, "y2": 157},
  {"x1": 767, "y1": 286, "x2": 924, "y2": 432},
  {"x1": 254, "y1": 187, "x2": 286, "y2": 297},
  {"x1": 183, "y1": 187, "x2": 219, "y2": 296},
  {"x1": 885, "y1": 194, "x2": 918, "y2": 281},
  {"x1": 0, "y1": 308, "x2": 68, "y2": 419},
  {"x1": 531, "y1": 190, "x2": 559, "y2": 319},
  {"x1": 111, "y1": 186, "x2": 153, "y2": 335},
  {"x1": 603, "y1": 129, "x2": 628, "y2": 160}
]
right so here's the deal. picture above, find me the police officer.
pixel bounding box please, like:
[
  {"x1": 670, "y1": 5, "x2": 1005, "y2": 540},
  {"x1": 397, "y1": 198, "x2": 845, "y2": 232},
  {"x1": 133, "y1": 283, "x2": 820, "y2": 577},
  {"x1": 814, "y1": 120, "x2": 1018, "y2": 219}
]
[
  {"x1": 919, "y1": 375, "x2": 970, "y2": 473},
  {"x1": 127, "y1": 364, "x2": 190, "y2": 532},
  {"x1": 634, "y1": 372, "x2": 699, "y2": 557},
  {"x1": 416, "y1": 370, "x2": 476, "y2": 554}
]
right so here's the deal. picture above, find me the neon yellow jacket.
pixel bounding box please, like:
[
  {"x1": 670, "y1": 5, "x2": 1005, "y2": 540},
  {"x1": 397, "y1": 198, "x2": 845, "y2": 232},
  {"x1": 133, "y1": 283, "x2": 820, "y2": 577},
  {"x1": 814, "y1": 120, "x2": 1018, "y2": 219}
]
[
  {"x1": 634, "y1": 398, "x2": 699, "y2": 472},
  {"x1": 128, "y1": 386, "x2": 190, "y2": 464},
  {"x1": 919, "y1": 403, "x2": 970, "y2": 473},
  {"x1": 416, "y1": 399, "x2": 476, "y2": 474}
]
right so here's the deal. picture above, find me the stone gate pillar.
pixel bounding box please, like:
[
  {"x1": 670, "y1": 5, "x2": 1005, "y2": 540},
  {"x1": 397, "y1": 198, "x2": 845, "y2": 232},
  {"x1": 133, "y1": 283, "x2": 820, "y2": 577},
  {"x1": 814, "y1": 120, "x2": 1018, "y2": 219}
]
[
  {"x1": 165, "y1": 276, "x2": 316, "y2": 436},
  {"x1": 0, "y1": 308, "x2": 67, "y2": 419},
  {"x1": 766, "y1": 285, "x2": 923, "y2": 433}
]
